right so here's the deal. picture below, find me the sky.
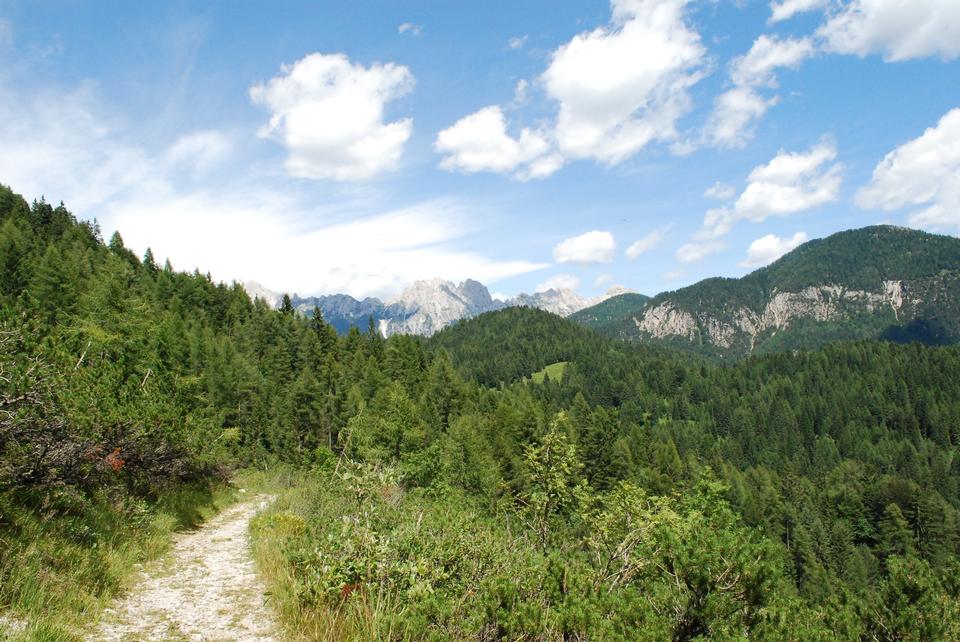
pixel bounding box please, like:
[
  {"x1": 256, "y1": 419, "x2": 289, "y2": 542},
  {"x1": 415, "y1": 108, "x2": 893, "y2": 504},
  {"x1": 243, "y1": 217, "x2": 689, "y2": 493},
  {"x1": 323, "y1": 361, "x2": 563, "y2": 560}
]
[{"x1": 0, "y1": 0, "x2": 958, "y2": 301}]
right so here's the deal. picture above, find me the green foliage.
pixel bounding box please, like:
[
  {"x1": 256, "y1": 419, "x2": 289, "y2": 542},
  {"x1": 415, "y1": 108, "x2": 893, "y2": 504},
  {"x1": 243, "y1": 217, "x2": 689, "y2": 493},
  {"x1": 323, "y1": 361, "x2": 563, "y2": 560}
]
[{"x1": 521, "y1": 413, "x2": 589, "y2": 548}]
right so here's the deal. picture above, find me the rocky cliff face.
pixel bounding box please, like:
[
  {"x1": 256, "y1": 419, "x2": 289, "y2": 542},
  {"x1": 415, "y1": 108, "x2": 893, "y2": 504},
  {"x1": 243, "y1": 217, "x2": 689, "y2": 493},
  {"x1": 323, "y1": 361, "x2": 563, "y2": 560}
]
[
  {"x1": 631, "y1": 274, "x2": 957, "y2": 356},
  {"x1": 381, "y1": 279, "x2": 506, "y2": 336},
  {"x1": 510, "y1": 289, "x2": 587, "y2": 317}
]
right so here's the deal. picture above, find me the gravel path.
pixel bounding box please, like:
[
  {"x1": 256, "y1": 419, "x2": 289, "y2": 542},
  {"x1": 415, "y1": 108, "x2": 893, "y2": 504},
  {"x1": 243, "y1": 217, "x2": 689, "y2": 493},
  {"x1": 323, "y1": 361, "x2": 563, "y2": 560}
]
[{"x1": 90, "y1": 495, "x2": 280, "y2": 642}]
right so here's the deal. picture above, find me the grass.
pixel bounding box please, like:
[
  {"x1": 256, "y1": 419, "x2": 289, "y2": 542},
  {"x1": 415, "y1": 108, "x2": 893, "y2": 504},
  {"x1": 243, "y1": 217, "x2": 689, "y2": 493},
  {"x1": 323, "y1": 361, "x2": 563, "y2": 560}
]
[
  {"x1": 248, "y1": 466, "x2": 548, "y2": 642},
  {"x1": 0, "y1": 478, "x2": 244, "y2": 641},
  {"x1": 246, "y1": 467, "x2": 336, "y2": 640},
  {"x1": 248, "y1": 467, "x2": 416, "y2": 641},
  {"x1": 529, "y1": 361, "x2": 568, "y2": 384}
]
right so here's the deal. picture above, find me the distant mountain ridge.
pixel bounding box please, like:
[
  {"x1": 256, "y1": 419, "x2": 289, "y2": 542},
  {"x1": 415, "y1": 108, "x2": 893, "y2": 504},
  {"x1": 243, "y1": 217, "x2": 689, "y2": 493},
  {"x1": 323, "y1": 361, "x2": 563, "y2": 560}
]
[
  {"x1": 574, "y1": 225, "x2": 960, "y2": 358},
  {"x1": 243, "y1": 278, "x2": 632, "y2": 337}
]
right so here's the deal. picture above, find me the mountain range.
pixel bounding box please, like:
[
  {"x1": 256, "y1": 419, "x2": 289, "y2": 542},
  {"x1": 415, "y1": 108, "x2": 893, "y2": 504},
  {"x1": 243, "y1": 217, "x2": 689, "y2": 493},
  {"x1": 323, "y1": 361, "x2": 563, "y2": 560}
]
[
  {"x1": 246, "y1": 225, "x2": 959, "y2": 354},
  {"x1": 244, "y1": 278, "x2": 633, "y2": 337}
]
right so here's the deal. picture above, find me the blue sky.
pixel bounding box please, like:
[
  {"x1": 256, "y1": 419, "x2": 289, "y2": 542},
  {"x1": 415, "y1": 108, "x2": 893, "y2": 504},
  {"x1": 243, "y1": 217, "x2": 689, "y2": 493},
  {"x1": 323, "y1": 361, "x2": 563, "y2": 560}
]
[{"x1": 1, "y1": 0, "x2": 958, "y2": 300}]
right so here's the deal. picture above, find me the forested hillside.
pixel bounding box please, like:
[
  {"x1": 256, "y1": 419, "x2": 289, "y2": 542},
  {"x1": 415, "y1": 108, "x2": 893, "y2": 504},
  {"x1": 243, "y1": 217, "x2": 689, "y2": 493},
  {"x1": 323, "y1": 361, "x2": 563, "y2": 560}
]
[
  {"x1": 568, "y1": 292, "x2": 650, "y2": 329},
  {"x1": 575, "y1": 226, "x2": 960, "y2": 358},
  {"x1": 3, "y1": 184, "x2": 960, "y2": 640}
]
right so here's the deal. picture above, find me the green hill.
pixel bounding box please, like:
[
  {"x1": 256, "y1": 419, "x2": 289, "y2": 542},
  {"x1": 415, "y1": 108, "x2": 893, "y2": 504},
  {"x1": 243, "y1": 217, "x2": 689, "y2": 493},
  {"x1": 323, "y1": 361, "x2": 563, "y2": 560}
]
[
  {"x1": 568, "y1": 292, "x2": 650, "y2": 328},
  {"x1": 574, "y1": 225, "x2": 960, "y2": 358}
]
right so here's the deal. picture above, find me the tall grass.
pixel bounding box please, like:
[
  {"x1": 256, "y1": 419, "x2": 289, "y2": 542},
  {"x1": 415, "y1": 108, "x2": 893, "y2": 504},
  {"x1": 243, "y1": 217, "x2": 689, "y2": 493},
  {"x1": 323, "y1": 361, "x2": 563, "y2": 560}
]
[
  {"x1": 0, "y1": 481, "x2": 239, "y2": 641},
  {"x1": 248, "y1": 466, "x2": 542, "y2": 642}
]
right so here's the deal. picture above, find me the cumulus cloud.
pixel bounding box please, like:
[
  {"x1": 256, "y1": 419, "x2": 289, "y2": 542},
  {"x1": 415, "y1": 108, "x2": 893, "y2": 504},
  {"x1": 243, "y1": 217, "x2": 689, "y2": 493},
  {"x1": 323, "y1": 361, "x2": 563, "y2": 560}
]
[
  {"x1": 740, "y1": 231, "x2": 808, "y2": 267},
  {"x1": 434, "y1": 106, "x2": 555, "y2": 179},
  {"x1": 704, "y1": 88, "x2": 776, "y2": 148},
  {"x1": 856, "y1": 107, "x2": 960, "y2": 231},
  {"x1": 729, "y1": 35, "x2": 815, "y2": 88},
  {"x1": 625, "y1": 227, "x2": 669, "y2": 259},
  {"x1": 436, "y1": 0, "x2": 706, "y2": 177},
  {"x1": 685, "y1": 140, "x2": 841, "y2": 258},
  {"x1": 676, "y1": 239, "x2": 726, "y2": 263},
  {"x1": 818, "y1": 0, "x2": 960, "y2": 61},
  {"x1": 734, "y1": 139, "x2": 842, "y2": 222},
  {"x1": 543, "y1": 0, "x2": 705, "y2": 164},
  {"x1": 250, "y1": 53, "x2": 414, "y2": 181},
  {"x1": 553, "y1": 230, "x2": 616, "y2": 265},
  {"x1": 705, "y1": 35, "x2": 814, "y2": 147},
  {"x1": 165, "y1": 130, "x2": 232, "y2": 175},
  {"x1": 769, "y1": 0, "x2": 828, "y2": 23},
  {"x1": 398, "y1": 23, "x2": 423, "y2": 36},
  {"x1": 536, "y1": 273, "x2": 581, "y2": 292},
  {"x1": 697, "y1": 207, "x2": 735, "y2": 240}
]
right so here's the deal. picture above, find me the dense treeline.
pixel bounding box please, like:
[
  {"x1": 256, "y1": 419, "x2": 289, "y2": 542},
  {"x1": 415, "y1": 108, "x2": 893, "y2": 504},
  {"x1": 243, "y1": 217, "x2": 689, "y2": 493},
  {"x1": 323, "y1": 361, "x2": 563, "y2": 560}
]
[{"x1": 3, "y1": 183, "x2": 960, "y2": 639}]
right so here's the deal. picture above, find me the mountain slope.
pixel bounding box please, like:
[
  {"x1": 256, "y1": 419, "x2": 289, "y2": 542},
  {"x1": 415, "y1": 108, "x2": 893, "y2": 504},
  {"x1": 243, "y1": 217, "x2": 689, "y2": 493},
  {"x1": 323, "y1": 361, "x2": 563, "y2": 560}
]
[
  {"x1": 569, "y1": 292, "x2": 650, "y2": 328},
  {"x1": 578, "y1": 226, "x2": 960, "y2": 358}
]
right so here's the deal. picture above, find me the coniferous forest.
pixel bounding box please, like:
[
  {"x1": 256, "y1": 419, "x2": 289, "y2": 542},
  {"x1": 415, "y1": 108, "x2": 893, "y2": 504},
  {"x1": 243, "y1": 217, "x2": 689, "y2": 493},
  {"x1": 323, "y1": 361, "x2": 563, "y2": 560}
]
[{"x1": 2, "y1": 183, "x2": 960, "y2": 640}]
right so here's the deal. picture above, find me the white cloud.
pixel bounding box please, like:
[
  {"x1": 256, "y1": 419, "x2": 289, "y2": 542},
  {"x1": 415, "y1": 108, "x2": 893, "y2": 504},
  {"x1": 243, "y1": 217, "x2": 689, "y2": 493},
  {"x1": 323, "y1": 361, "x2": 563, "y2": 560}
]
[
  {"x1": 0, "y1": 81, "x2": 153, "y2": 213},
  {"x1": 697, "y1": 206, "x2": 735, "y2": 239},
  {"x1": 434, "y1": 105, "x2": 554, "y2": 179},
  {"x1": 740, "y1": 231, "x2": 808, "y2": 267},
  {"x1": 536, "y1": 273, "x2": 581, "y2": 292},
  {"x1": 818, "y1": 0, "x2": 960, "y2": 62},
  {"x1": 107, "y1": 190, "x2": 548, "y2": 299},
  {"x1": 0, "y1": 75, "x2": 544, "y2": 300},
  {"x1": 398, "y1": 23, "x2": 423, "y2": 37},
  {"x1": 625, "y1": 227, "x2": 668, "y2": 259},
  {"x1": 856, "y1": 107, "x2": 960, "y2": 231},
  {"x1": 734, "y1": 139, "x2": 842, "y2": 222},
  {"x1": 554, "y1": 230, "x2": 616, "y2": 264},
  {"x1": 166, "y1": 130, "x2": 232, "y2": 175},
  {"x1": 704, "y1": 181, "x2": 735, "y2": 200},
  {"x1": 704, "y1": 87, "x2": 776, "y2": 148},
  {"x1": 437, "y1": 0, "x2": 706, "y2": 178},
  {"x1": 687, "y1": 140, "x2": 841, "y2": 251},
  {"x1": 513, "y1": 79, "x2": 530, "y2": 105},
  {"x1": 543, "y1": 0, "x2": 706, "y2": 164},
  {"x1": 729, "y1": 35, "x2": 815, "y2": 88},
  {"x1": 250, "y1": 52, "x2": 414, "y2": 181},
  {"x1": 769, "y1": 0, "x2": 828, "y2": 24},
  {"x1": 676, "y1": 239, "x2": 725, "y2": 263},
  {"x1": 704, "y1": 35, "x2": 814, "y2": 148},
  {"x1": 508, "y1": 35, "x2": 528, "y2": 50}
]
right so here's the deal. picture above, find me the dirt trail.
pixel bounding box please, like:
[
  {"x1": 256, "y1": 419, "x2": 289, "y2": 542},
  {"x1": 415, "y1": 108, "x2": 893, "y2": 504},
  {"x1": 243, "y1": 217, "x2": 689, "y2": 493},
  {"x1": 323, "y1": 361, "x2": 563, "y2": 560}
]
[{"x1": 90, "y1": 495, "x2": 280, "y2": 642}]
